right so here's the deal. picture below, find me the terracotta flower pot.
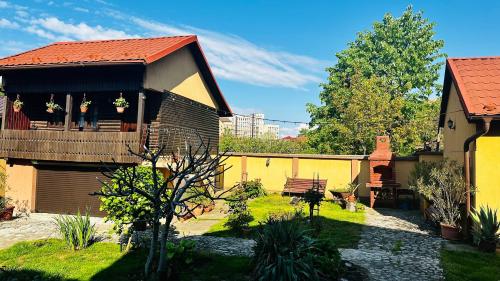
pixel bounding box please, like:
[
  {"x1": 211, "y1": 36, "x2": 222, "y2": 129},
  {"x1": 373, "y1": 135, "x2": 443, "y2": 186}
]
[
  {"x1": 203, "y1": 203, "x2": 215, "y2": 213},
  {"x1": 440, "y1": 223, "x2": 461, "y2": 240},
  {"x1": 193, "y1": 206, "x2": 204, "y2": 216},
  {"x1": 0, "y1": 206, "x2": 15, "y2": 221},
  {"x1": 116, "y1": 107, "x2": 125, "y2": 113},
  {"x1": 347, "y1": 195, "x2": 357, "y2": 203},
  {"x1": 47, "y1": 108, "x2": 54, "y2": 113},
  {"x1": 80, "y1": 106, "x2": 88, "y2": 113},
  {"x1": 13, "y1": 105, "x2": 21, "y2": 113}
]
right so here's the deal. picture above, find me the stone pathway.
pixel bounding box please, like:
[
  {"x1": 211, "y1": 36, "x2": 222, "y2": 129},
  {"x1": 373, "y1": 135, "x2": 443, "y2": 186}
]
[
  {"x1": 0, "y1": 213, "x2": 114, "y2": 249},
  {"x1": 340, "y1": 208, "x2": 444, "y2": 281}
]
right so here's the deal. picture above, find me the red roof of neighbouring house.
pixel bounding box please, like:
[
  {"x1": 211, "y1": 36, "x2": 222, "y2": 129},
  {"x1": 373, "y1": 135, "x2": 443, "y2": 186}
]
[
  {"x1": 0, "y1": 36, "x2": 232, "y2": 116},
  {"x1": 0, "y1": 36, "x2": 198, "y2": 67},
  {"x1": 439, "y1": 57, "x2": 500, "y2": 126}
]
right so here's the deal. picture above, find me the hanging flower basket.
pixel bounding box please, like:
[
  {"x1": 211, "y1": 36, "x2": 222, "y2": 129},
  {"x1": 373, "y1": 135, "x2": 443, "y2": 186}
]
[
  {"x1": 113, "y1": 92, "x2": 129, "y2": 114},
  {"x1": 13, "y1": 94, "x2": 23, "y2": 112},
  {"x1": 46, "y1": 94, "x2": 62, "y2": 113},
  {"x1": 80, "y1": 95, "x2": 91, "y2": 113}
]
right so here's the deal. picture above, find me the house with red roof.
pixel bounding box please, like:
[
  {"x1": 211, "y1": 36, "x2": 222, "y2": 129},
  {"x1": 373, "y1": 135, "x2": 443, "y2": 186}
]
[
  {"x1": 439, "y1": 57, "x2": 500, "y2": 215},
  {"x1": 0, "y1": 36, "x2": 231, "y2": 215}
]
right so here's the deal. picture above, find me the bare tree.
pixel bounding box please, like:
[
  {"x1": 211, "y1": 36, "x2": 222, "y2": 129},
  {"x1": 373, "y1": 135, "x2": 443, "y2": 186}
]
[{"x1": 93, "y1": 138, "x2": 235, "y2": 279}]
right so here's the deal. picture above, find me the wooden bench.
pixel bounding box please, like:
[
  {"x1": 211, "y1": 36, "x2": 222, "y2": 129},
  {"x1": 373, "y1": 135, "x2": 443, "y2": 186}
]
[{"x1": 282, "y1": 177, "x2": 327, "y2": 196}]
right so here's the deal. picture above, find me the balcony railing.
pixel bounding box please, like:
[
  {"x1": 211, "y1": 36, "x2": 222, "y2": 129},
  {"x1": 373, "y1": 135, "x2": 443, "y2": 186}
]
[{"x1": 0, "y1": 130, "x2": 141, "y2": 163}]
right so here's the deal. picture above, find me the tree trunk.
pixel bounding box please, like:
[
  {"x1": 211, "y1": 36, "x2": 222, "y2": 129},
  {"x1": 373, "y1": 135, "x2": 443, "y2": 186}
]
[
  {"x1": 157, "y1": 213, "x2": 174, "y2": 279},
  {"x1": 144, "y1": 212, "x2": 160, "y2": 277}
]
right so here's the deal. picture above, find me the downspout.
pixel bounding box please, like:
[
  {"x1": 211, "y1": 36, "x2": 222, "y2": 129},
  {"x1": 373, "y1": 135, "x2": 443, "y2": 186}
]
[{"x1": 463, "y1": 117, "x2": 492, "y2": 223}]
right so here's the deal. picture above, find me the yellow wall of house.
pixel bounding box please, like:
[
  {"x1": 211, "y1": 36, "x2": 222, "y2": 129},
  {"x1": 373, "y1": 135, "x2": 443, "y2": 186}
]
[
  {"x1": 223, "y1": 156, "x2": 243, "y2": 188},
  {"x1": 5, "y1": 163, "x2": 36, "y2": 212},
  {"x1": 0, "y1": 159, "x2": 5, "y2": 197},
  {"x1": 474, "y1": 137, "x2": 500, "y2": 212},
  {"x1": 144, "y1": 47, "x2": 217, "y2": 108},
  {"x1": 443, "y1": 83, "x2": 477, "y2": 164}
]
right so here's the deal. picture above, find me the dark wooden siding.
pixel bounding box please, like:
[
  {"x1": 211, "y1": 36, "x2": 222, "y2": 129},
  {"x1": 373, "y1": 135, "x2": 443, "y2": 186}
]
[
  {"x1": 149, "y1": 91, "x2": 219, "y2": 154},
  {"x1": 2, "y1": 65, "x2": 144, "y2": 93},
  {"x1": 35, "y1": 165, "x2": 108, "y2": 216}
]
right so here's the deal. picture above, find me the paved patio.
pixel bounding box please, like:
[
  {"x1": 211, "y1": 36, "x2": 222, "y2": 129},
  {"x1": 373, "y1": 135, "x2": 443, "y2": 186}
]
[{"x1": 340, "y1": 208, "x2": 444, "y2": 281}]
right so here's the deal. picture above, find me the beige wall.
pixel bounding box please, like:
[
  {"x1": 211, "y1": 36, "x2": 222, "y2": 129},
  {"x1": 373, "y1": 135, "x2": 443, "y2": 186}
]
[
  {"x1": 474, "y1": 136, "x2": 500, "y2": 213},
  {"x1": 5, "y1": 163, "x2": 36, "y2": 212},
  {"x1": 144, "y1": 47, "x2": 217, "y2": 109},
  {"x1": 442, "y1": 83, "x2": 477, "y2": 164}
]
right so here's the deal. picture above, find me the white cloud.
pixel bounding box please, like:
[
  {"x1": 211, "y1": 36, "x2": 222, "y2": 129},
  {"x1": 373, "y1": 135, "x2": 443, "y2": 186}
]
[
  {"x1": 30, "y1": 17, "x2": 137, "y2": 40},
  {"x1": 0, "y1": 40, "x2": 32, "y2": 56},
  {"x1": 0, "y1": 18, "x2": 19, "y2": 29},
  {"x1": 74, "y1": 7, "x2": 89, "y2": 13},
  {"x1": 0, "y1": 1, "x2": 7, "y2": 8},
  {"x1": 15, "y1": 10, "x2": 29, "y2": 17},
  {"x1": 230, "y1": 106, "x2": 263, "y2": 116},
  {"x1": 129, "y1": 16, "x2": 325, "y2": 89},
  {"x1": 280, "y1": 123, "x2": 310, "y2": 137}
]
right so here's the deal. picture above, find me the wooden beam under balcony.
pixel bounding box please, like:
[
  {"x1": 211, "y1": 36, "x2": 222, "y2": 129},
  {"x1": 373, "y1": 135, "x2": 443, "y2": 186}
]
[{"x1": 0, "y1": 130, "x2": 141, "y2": 163}]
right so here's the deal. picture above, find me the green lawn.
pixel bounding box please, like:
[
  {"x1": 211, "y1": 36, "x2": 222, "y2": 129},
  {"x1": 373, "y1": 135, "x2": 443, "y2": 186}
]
[
  {"x1": 206, "y1": 193, "x2": 366, "y2": 248},
  {"x1": 441, "y1": 249, "x2": 500, "y2": 281},
  {"x1": 0, "y1": 239, "x2": 251, "y2": 281}
]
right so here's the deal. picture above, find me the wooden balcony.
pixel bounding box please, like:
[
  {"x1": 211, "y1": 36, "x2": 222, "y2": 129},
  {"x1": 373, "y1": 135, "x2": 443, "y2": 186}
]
[{"x1": 0, "y1": 130, "x2": 141, "y2": 163}]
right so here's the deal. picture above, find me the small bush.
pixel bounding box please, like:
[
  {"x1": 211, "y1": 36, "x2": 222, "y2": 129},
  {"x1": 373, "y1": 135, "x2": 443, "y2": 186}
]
[
  {"x1": 166, "y1": 240, "x2": 196, "y2": 279},
  {"x1": 99, "y1": 166, "x2": 166, "y2": 234},
  {"x1": 253, "y1": 214, "x2": 342, "y2": 281},
  {"x1": 471, "y1": 206, "x2": 500, "y2": 252},
  {"x1": 241, "y1": 179, "x2": 267, "y2": 199},
  {"x1": 54, "y1": 210, "x2": 96, "y2": 250}
]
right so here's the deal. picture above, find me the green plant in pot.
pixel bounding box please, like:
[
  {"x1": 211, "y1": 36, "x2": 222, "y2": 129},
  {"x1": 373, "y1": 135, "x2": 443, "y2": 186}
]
[
  {"x1": 46, "y1": 97, "x2": 62, "y2": 113},
  {"x1": 411, "y1": 159, "x2": 469, "y2": 240},
  {"x1": 80, "y1": 94, "x2": 91, "y2": 113},
  {"x1": 13, "y1": 94, "x2": 23, "y2": 112},
  {"x1": 113, "y1": 92, "x2": 129, "y2": 113},
  {"x1": 471, "y1": 206, "x2": 499, "y2": 252}
]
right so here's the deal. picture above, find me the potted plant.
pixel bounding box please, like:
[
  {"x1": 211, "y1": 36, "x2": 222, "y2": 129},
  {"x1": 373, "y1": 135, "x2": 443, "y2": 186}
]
[
  {"x1": 80, "y1": 94, "x2": 91, "y2": 113},
  {"x1": 0, "y1": 197, "x2": 14, "y2": 221},
  {"x1": 471, "y1": 206, "x2": 499, "y2": 252},
  {"x1": 411, "y1": 159, "x2": 468, "y2": 240},
  {"x1": 329, "y1": 184, "x2": 352, "y2": 200},
  {"x1": 46, "y1": 95, "x2": 62, "y2": 113},
  {"x1": 113, "y1": 93, "x2": 129, "y2": 113},
  {"x1": 13, "y1": 94, "x2": 23, "y2": 112}
]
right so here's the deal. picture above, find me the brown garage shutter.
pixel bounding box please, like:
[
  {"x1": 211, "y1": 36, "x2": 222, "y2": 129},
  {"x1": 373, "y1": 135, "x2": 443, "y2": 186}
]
[{"x1": 35, "y1": 166, "x2": 107, "y2": 216}]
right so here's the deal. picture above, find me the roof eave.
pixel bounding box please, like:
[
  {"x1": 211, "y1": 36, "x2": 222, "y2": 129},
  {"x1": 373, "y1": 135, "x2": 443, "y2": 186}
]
[{"x1": 0, "y1": 60, "x2": 146, "y2": 71}]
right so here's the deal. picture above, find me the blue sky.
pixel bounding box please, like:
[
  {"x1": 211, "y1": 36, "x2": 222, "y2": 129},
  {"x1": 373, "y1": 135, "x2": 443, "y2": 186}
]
[{"x1": 1, "y1": 0, "x2": 500, "y2": 135}]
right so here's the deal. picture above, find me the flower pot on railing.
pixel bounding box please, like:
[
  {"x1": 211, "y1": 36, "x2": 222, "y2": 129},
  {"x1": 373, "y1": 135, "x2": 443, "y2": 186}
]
[
  {"x1": 440, "y1": 223, "x2": 461, "y2": 240},
  {"x1": 80, "y1": 106, "x2": 88, "y2": 113},
  {"x1": 0, "y1": 206, "x2": 15, "y2": 221},
  {"x1": 116, "y1": 106, "x2": 125, "y2": 114},
  {"x1": 13, "y1": 105, "x2": 22, "y2": 112},
  {"x1": 13, "y1": 95, "x2": 23, "y2": 113}
]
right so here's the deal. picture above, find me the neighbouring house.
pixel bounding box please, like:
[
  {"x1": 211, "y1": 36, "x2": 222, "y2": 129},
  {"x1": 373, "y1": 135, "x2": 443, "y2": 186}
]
[
  {"x1": 439, "y1": 57, "x2": 500, "y2": 214},
  {"x1": 0, "y1": 36, "x2": 231, "y2": 215}
]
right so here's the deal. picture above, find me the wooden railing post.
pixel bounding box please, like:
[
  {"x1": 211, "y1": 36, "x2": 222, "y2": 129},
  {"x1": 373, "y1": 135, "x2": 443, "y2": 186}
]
[
  {"x1": 64, "y1": 93, "x2": 72, "y2": 131},
  {"x1": 137, "y1": 92, "x2": 145, "y2": 132},
  {"x1": 1, "y1": 95, "x2": 7, "y2": 130}
]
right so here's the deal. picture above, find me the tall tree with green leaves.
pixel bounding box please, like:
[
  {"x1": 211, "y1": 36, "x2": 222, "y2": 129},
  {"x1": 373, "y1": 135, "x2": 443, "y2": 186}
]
[{"x1": 306, "y1": 6, "x2": 445, "y2": 155}]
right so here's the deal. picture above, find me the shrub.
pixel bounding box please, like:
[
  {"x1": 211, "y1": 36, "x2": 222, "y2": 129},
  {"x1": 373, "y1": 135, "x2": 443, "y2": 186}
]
[
  {"x1": 253, "y1": 214, "x2": 342, "y2": 281},
  {"x1": 241, "y1": 179, "x2": 266, "y2": 199},
  {"x1": 303, "y1": 188, "x2": 324, "y2": 221},
  {"x1": 166, "y1": 240, "x2": 196, "y2": 279},
  {"x1": 410, "y1": 159, "x2": 469, "y2": 227},
  {"x1": 54, "y1": 210, "x2": 96, "y2": 250},
  {"x1": 471, "y1": 206, "x2": 500, "y2": 252},
  {"x1": 225, "y1": 185, "x2": 254, "y2": 232},
  {"x1": 99, "y1": 167, "x2": 165, "y2": 234}
]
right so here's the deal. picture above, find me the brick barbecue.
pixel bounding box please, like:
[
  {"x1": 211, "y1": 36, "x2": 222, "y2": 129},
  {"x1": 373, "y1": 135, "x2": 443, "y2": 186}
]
[{"x1": 366, "y1": 136, "x2": 401, "y2": 208}]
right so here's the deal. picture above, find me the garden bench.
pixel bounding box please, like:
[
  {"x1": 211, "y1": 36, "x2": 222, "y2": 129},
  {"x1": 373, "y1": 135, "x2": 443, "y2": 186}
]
[{"x1": 282, "y1": 177, "x2": 327, "y2": 196}]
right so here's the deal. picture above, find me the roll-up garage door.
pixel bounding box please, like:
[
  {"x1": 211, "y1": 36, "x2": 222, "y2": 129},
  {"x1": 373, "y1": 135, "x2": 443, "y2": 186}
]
[{"x1": 35, "y1": 166, "x2": 106, "y2": 216}]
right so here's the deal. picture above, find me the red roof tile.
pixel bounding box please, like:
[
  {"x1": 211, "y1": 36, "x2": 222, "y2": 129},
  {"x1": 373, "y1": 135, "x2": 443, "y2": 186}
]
[
  {"x1": 0, "y1": 36, "x2": 197, "y2": 67},
  {"x1": 446, "y1": 57, "x2": 500, "y2": 117}
]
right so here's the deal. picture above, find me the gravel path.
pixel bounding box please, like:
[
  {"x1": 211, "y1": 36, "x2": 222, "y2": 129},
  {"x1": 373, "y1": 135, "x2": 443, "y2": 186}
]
[{"x1": 340, "y1": 208, "x2": 444, "y2": 281}]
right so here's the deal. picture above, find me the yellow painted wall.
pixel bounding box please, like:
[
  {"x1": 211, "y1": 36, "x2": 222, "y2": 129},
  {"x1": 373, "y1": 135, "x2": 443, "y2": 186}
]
[
  {"x1": 297, "y1": 158, "x2": 352, "y2": 194},
  {"x1": 443, "y1": 83, "x2": 477, "y2": 164},
  {"x1": 474, "y1": 136, "x2": 500, "y2": 213},
  {"x1": 245, "y1": 157, "x2": 293, "y2": 193},
  {"x1": 223, "y1": 154, "x2": 419, "y2": 200},
  {"x1": 0, "y1": 159, "x2": 5, "y2": 197},
  {"x1": 223, "y1": 156, "x2": 242, "y2": 188},
  {"x1": 5, "y1": 163, "x2": 36, "y2": 212},
  {"x1": 144, "y1": 47, "x2": 217, "y2": 109}
]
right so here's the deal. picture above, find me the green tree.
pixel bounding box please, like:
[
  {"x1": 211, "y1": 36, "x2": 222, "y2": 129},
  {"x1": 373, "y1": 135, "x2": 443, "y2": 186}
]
[{"x1": 307, "y1": 6, "x2": 445, "y2": 155}]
